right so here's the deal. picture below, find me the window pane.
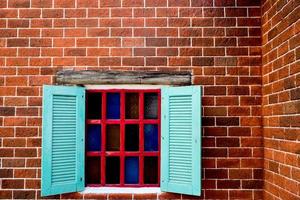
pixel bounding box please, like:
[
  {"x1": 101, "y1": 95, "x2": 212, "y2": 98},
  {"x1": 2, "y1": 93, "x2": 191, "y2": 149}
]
[
  {"x1": 106, "y1": 93, "x2": 120, "y2": 119},
  {"x1": 125, "y1": 157, "x2": 139, "y2": 184},
  {"x1": 125, "y1": 124, "x2": 139, "y2": 151},
  {"x1": 87, "y1": 93, "x2": 102, "y2": 119},
  {"x1": 144, "y1": 157, "x2": 158, "y2": 184},
  {"x1": 144, "y1": 124, "x2": 158, "y2": 151},
  {"x1": 86, "y1": 157, "x2": 100, "y2": 184},
  {"x1": 106, "y1": 125, "x2": 120, "y2": 151},
  {"x1": 87, "y1": 125, "x2": 101, "y2": 151},
  {"x1": 144, "y1": 93, "x2": 158, "y2": 119},
  {"x1": 106, "y1": 157, "x2": 120, "y2": 184},
  {"x1": 125, "y1": 93, "x2": 139, "y2": 119}
]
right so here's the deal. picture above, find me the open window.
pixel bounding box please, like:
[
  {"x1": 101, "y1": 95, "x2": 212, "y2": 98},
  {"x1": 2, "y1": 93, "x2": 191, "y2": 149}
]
[
  {"x1": 41, "y1": 85, "x2": 201, "y2": 197},
  {"x1": 85, "y1": 89, "x2": 160, "y2": 187}
]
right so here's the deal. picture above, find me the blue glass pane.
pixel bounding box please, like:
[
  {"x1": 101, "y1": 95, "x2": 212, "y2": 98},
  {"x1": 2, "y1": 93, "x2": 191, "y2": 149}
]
[
  {"x1": 144, "y1": 124, "x2": 158, "y2": 151},
  {"x1": 87, "y1": 125, "x2": 101, "y2": 151},
  {"x1": 125, "y1": 157, "x2": 139, "y2": 184},
  {"x1": 107, "y1": 93, "x2": 120, "y2": 119}
]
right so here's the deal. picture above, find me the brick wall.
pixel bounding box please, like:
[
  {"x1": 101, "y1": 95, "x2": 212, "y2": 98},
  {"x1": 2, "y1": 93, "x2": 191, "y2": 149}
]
[
  {"x1": 261, "y1": 0, "x2": 300, "y2": 200},
  {"x1": 0, "y1": 0, "x2": 264, "y2": 199}
]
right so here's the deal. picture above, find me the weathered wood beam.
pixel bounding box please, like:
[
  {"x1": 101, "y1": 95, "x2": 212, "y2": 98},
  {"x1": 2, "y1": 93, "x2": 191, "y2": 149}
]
[{"x1": 56, "y1": 70, "x2": 191, "y2": 85}]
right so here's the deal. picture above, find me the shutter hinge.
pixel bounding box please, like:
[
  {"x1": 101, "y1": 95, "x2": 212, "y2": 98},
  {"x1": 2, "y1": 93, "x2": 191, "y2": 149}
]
[{"x1": 80, "y1": 177, "x2": 83, "y2": 181}]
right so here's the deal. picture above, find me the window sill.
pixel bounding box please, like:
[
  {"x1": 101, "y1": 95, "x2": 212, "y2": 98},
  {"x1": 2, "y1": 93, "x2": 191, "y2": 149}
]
[{"x1": 81, "y1": 187, "x2": 161, "y2": 194}]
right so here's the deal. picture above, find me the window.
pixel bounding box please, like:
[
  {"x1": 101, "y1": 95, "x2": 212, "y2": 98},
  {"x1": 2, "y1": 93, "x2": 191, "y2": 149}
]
[
  {"x1": 85, "y1": 89, "x2": 161, "y2": 186},
  {"x1": 41, "y1": 85, "x2": 201, "y2": 197}
]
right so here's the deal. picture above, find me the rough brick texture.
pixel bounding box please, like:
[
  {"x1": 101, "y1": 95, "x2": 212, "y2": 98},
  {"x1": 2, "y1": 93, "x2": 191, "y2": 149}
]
[
  {"x1": 262, "y1": 0, "x2": 300, "y2": 200},
  {"x1": 0, "y1": 0, "x2": 267, "y2": 199}
]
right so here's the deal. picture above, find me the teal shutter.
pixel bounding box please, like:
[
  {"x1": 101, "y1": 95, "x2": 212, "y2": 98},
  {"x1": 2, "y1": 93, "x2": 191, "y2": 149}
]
[
  {"x1": 42, "y1": 85, "x2": 85, "y2": 196},
  {"x1": 161, "y1": 86, "x2": 201, "y2": 196}
]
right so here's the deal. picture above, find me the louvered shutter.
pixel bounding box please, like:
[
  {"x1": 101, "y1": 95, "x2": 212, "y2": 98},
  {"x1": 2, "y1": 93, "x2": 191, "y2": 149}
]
[
  {"x1": 161, "y1": 86, "x2": 201, "y2": 196},
  {"x1": 42, "y1": 85, "x2": 85, "y2": 196}
]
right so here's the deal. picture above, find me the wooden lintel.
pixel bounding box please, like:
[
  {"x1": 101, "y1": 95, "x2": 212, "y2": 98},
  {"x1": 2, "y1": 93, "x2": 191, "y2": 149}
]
[{"x1": 56, "y1": 70, "x2": 191, "y2": 85}]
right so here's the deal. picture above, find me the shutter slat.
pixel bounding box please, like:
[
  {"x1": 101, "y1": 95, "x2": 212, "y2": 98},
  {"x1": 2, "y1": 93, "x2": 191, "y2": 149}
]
[
  {"x1": 161, "y1": 86, "x2": 201, "y2": 196},
  {"x1": 42, "y1": 85, "x2": 85, "y2": 197}
]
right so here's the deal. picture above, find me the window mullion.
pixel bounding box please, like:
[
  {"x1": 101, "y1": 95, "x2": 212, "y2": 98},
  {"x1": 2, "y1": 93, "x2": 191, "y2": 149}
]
[
  {"x1": 139, "y1": 91, "x2": 144, "y2": 185},
  {"x1": 120, "y1": 90, "x2": 125, "y2": 186},
  {"x1": 101, "y1": 92, "x2": 107, "y2": 186},
  {"x1": 158, "y1": 91, "x2": 161, "y2": 185}
]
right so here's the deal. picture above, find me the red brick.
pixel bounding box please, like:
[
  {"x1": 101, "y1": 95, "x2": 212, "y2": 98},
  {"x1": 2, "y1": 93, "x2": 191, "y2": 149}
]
[
  {"x1": 0, "y1": 127, "x2": 14, "y2": 137},
  {"x1": 53, "y1": 38, "x2": 75, "y2": 47},
  {"x1": 30, "y1": 58, "x2": 51, "y2": 66},
  {"x1": 13, "y1": 191, "x2": 36, "y2": 199},
  {"x1": 100, "y1": 19, "x2": 121, "y2": 27},
  {"x1": 100, "y1": 0, "x2": 120, "y2": 7},
  {"x1": 169, "y1": 38, "x2": 190, "y2": 46},
  {"x1": 77, "y1": 38, "x2": 98, "y2": 47},
  {"x1": 0, "y1": 191, "x2": 12, "y2": 199},
  {"x1": 146, "y1": 57, "x2": 167, "y2": 66},
  {"x1": 99, "y1": 38, "x2": 121, "y2": 47},
  {"x1": 217, "y1": 138, "x2": 240, "y2": 147},
  {"x1": 31, "y1": 0, "x2": 52, "y2": 7},
  {"x1": 169, "y1": 18, "x2": 190, "y2": 27},
  {"x1": 2, "y1": 179, "x2": 24, "y2": 189},
  {"x1": 65, "y1": 28, "x2": 86, "y2": 37},
  {"x1": 169, "y1": 57, "x2": 191, "y2": 66},
  {"x1": 54, "y1": 58, "x2": 75, "y2": 66},
  {"x1": 66, "y1": 9, "x2": 86, "y2": 17},
  {"x1": 53, "y1": 19, "x2": 75, "y2": 27},
  {"x1": 8, "y1": 19, "x2": 29, "y2": 28},
  {"x1": 157, "y1": 28, "x2": 178, "y2": 37},
  {"x1": 192, "y1": 38, "x2": 213, "y2": 46},
  {"x1": 0, "y1": 107, "x2": 15, "y2": 116},
  {"x1": 31, "y1": 19, "x2": 52, "y2": 28},
  {"x1": 65, "y1": 48, "x2": 86, "y2": 56},
  {"x1": 179, "y1": 8, "x2": 202, "y2": 17},
  {"x1": 134, "y1": 8, "x2": 155, "y2": 17},
  {"x1": 76, "y1": 57, "x2": 98, "y2": 66},
  {"x1": 157, "y1": 48, "x2": 178, "y2": 56},
  {"x1": 145, "y1": 0, "x2": 167, "y2": 7},
  {"x1": 111, "y1": 28, "x2": 132, "y2": 37},
  {"x1": 5, "y1": 117, "x2": 26, "y2": 127},
  {"x1": 8, "y1": 0, "x2": 30, "y2": 8},
  {"x1": 203, "y1": 8, "x2": 224, "y2": 17},
  {"x1": 134, "y1": 28, "x2": 155, "y2": 37},
  {"x1": 146, "y1": 38, "x2": 167, "y2": 47},
  {"x1": 3, "y1": 138, "x2": 26, "y2": 147},
  {"x1": 26, "y1": 180, "x2": 40, "y2": 189},
  {"x1": 146, "y1": 18, "x2": 167, "y2": 27},
  {"x1": 15, "y1": 149, "x2": 37, "y2": 157},
  {"x1": 76, "y1": 19, "x2": 98, "y2": 27},
  {"x1": 99, "y1": 57, "x2": 121, "y2": 66},
  {"x1": 6, "y1": 76, "x2": 27, "y2": 86},
  {"x1": 7, "y1": 39, "x2": 29, "y2": 47},
  {"x1": 122, "y1": 57, "x2": 144, "y2": 66},
  {"x1": 77, "y1": 0, "x2": 98, "y2": 7},
  {"x1": 42, "y1": 9, "x2": 63, "y2": 18},
  {"x1": 134, "y1": 48, "x2": 155, "y2": 56},
  {"x1": 87, "y1": 48, "x2": 109, "y2": 56},
  {"x1": 161, "y1": 8, "x2": 182, "y2": 17},
  {"x1": 217, "y1": 180, "x2": 240, "y2": 189}
]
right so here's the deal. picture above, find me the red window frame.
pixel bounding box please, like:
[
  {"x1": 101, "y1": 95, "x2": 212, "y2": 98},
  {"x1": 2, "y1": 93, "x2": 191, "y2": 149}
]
[{"x1": 86, "y1": 89, "x2": 161, "y2": 187}]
